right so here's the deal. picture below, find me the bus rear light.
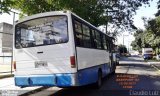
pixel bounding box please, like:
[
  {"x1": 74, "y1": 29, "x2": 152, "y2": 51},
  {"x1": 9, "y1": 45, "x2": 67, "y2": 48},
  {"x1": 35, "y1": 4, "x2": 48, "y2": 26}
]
[
  {"x1": 70, "y1": 56, "x2": 76, "y2": 68},
  {"x1": 13, "y1": 61, "x2": 16, "y2": 70}
]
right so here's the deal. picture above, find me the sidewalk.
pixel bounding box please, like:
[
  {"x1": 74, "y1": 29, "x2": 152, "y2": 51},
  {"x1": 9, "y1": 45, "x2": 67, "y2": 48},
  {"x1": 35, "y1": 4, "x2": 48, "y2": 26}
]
[
  {"x1": 148, "y1": 62, "x2": 160, "y2": 68},
  {"x1": 148, "y1": 62, "x2": 160, "y2": 73},
  {"x1": 0, "y1": 64, "x2": 14, "y2": 79}
]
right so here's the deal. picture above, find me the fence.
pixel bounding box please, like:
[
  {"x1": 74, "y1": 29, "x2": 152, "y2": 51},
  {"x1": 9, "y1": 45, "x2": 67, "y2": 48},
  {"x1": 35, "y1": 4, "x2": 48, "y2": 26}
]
[
  {"x1": 0, "y1": 22, "x2": 13, "y2": 73},
  {"x1": 0, "y1": 47, "x2": 12, "y2": 73}
]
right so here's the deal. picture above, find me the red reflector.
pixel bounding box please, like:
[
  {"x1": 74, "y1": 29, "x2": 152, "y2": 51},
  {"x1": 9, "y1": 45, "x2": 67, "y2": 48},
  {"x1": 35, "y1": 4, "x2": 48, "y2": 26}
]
[
  {"x1": 13, "y1": 61, "x2": 16, "y2": 70},
  {"x1": 70, "y1": 56, "x2": 76, "y2": 68}
]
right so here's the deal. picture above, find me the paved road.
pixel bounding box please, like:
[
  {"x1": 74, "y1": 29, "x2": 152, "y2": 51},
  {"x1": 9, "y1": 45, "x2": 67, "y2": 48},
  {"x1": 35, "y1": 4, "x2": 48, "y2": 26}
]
[{"x1": 0, "y1": 55, "x2": 160, "y2": 96}]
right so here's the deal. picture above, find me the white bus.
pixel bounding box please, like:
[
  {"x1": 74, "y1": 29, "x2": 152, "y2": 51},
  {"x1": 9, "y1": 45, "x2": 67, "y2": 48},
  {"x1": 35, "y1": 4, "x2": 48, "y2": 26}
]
[{"x1": 13, "y1": 11, "x2": 116, "y2": 88}]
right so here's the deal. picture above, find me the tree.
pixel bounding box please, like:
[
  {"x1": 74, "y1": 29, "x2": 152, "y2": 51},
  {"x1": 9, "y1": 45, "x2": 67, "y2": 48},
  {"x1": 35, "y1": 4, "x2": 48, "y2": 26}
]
[
  {"x1": 11, "y1": 0, "x2": 151, "y2": 31},
  {"x1": 12, "y1": 0, "x2": 106, "y2": 26},
  {"x1": 0, "y1": 0, "x2": 14, "y2": 14},
  {"x1": 155, "y1": 0, "x2": 160, "y2": 16},
  {"x1": 101, "y1": 0, "x2": 151, "y2": 30},
  {"x1": 118, "y1": 44, "x2": 127, "y2": 54},
  {"x1": 131, "y1": 16, "x2": 160, "y2": 54},
  {"x1": 131, "y1": 29, "x2": 143, "y2": 52},
  {"x1": 145, "y1": 16, "x2": 160, "y2": 54}
]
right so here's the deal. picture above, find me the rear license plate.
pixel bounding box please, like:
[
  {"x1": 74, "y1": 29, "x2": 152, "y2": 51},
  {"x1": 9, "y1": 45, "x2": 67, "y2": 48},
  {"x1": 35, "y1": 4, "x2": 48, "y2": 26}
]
[{"x1": 35, "y1": 61, "x2": 48, "y2": 68}]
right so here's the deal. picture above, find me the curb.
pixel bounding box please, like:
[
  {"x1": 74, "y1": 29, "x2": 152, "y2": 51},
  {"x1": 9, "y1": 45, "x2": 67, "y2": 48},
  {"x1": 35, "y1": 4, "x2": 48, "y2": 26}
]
[
  {"x1": 0, "y1": 74, "x2": 14, "y2": 79},
  {"x1": 151, "y1": 64, "x2": 160, "y2": 73},
  {"x1": 148, "y1": 62, "x2": 160, "y2": 74}
]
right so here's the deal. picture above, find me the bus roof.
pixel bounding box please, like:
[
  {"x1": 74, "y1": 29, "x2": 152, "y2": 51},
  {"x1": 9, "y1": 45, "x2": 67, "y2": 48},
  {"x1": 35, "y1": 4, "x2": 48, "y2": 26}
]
[{"x1": 16, "y1": 11, "x2": 71, "y2": 24}]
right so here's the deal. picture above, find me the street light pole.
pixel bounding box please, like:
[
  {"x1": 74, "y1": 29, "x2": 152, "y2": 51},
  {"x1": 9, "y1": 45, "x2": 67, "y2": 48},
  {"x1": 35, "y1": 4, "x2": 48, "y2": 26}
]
[
  {"x1": 122, "y1": 34, "x2": 129, "y2": 55},
  {"x1": 127, "y1": 40, "x2": 132, "y2": 53},
  {"x1": 10, "y1": 10, "x2": 19, "y2": 74},
  {"x1": 123, "y1": 34, "x2": 124, "y2": 54}
]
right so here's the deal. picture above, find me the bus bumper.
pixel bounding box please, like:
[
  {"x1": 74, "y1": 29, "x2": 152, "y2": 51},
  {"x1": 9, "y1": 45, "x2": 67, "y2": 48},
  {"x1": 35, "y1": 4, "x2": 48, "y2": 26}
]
[{"x1": 14, "y1": 74, "x2": 78, "y2": 87}]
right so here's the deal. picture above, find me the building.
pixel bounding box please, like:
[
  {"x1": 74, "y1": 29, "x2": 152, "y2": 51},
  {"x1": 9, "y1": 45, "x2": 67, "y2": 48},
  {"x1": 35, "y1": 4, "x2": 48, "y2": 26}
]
[{"x1": 0, "y1": 22, "x2": 13, "y2": 53}]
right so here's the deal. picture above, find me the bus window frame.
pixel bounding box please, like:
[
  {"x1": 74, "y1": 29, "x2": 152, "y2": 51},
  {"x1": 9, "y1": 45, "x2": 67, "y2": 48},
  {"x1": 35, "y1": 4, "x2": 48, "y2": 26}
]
[
  {"x1": 72, "y1": 14, "x2": 113, "y2": 51},
  {"x1": 15, "y1": 15, "x2": 69, "y2": 49}
]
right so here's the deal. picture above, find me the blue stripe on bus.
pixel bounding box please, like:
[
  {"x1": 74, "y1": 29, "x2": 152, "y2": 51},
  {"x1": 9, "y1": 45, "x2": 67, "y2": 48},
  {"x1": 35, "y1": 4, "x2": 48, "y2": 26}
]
[
  {"x1": 77, "y1": 67, "x2": 98, "y2": 85},
  {"x1": 15, "y1": 74, "x2": 73, "y2": 87},
  {"x1": 14, "y1": 63, "x2": 110, "y2": 87},
  {"x1": 56, "y1": 74, "x2": 72, "y2": 87},
  {"x1": 15, "y1": 77, "x2": 30, "y2": 86},
  {"x1": 77, "y1": 64, "x2": 109, "y2": 86},
  {"x1": 15, "y1": 75, "x2": 56, "y2": 86},
  {"x1": 30, "y1": 75, "x2": 56, "y2": 86}
]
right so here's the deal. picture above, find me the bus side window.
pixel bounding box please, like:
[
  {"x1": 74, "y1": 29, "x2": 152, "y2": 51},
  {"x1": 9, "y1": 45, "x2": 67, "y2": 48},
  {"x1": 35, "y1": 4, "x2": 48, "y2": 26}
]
[
  {"x1": 82, "y1": 24, "x2": 91, "y2": 48},
  {"x1": 91, "y1": 30, "x2": 97, "y2": 48},
  {"x1": 74, "y1": 20, "x2": 83, "y2": 47},
  {"x1": 95, "y1": 31, "x2": 101, "y2": 49},
  {"x1": 106, "y1": 37, "x2": 109, "y2": 51},
  {"x1": 103, "y1": 35, "x2": 107, "y2": 50},
  {"x1": 108, "y1": 39, "x2": 113, "y2": 52}
]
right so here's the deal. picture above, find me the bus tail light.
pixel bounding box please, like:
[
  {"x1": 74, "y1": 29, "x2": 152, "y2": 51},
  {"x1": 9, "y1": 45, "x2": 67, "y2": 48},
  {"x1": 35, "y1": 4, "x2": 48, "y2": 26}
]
[
  {"x1": 70, "y1": 56, "x2": 76, "y2": 68},
  {"x1": 13, "y1": 61, "x2": 16, "y2": 70}
]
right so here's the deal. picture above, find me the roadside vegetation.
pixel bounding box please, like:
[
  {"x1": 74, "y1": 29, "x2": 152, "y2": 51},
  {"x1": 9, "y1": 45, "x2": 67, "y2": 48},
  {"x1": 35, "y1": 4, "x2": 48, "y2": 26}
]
[
  {"x1": 131, "y1": 16, "x2": 160, "y2": 56},
  {"x1": 0, "y1": 0, "x2": 154, "y2": 37}
]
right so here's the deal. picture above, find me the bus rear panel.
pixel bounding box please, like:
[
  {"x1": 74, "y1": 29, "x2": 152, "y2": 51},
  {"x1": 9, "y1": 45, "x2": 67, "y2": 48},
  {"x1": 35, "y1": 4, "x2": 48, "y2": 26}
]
[{"x1": 14, "y1": 11, "x2": 78, "y2": 87}]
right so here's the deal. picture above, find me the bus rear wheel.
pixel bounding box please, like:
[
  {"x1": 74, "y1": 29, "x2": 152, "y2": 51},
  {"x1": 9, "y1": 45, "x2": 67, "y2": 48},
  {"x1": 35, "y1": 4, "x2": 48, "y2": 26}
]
[{"x1": 95, "y1": 70, "x2": 102, "y2": 89}]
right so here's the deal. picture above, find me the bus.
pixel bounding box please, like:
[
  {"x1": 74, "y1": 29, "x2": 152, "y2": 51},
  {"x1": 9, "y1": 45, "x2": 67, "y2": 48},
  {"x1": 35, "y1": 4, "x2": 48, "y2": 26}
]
[{"x1": 13, "y1": 11, "x2": 116, "y2": 88}]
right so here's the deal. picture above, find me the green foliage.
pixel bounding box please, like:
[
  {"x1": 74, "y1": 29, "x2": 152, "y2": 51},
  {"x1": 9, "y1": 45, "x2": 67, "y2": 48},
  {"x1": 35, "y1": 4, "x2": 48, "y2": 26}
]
[
  {"x1": 12, "y1": 0, "x2": 105, "y2": 26},
  {"x1": 0, "y1": 0, "x2": 153, "y2": 35},
  {"x1": 131, "y1": 16, "x2": 160, "y2": 55},
  {"x1": 131, "y1": 29, "x2": 143, "y2": 51},
  {"x1": 118, "y1": 44, "x2": 127, "y2": 54},
  {"x1": 0, "y1": 0, "x2": 14, "y2": 14},
  {"x1": 11, "y1": 0, "x2": 151, "y2": 29},
  {"x1": 155, "y1": 0, "x2": 160, "y2": 16}
]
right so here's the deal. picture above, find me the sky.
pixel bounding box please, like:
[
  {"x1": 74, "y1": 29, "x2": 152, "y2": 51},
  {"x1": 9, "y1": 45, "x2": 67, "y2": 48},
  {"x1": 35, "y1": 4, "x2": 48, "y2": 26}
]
[
  {"x1": 0, "y1": 0, "x2": 158, "y2": 50},
  {"x1": 117, "y1": 0, "x2": 158, "y2": 50},
  {"x1": 0, "y1": 10, "x2": 19, "y2": 24}
]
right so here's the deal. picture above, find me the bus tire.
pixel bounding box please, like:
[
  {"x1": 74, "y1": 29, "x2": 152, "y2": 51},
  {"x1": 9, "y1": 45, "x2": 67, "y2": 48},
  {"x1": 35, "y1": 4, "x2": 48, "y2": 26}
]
[
  {"x1": 95, "y1": 70, "x2": 102, "y2": 89},
  {"x1": 117, "y1": 61, "x2": 119, "y2": 65},
  {"x1": 111, "y1": 70, "x2": 115, "y2": 75}
]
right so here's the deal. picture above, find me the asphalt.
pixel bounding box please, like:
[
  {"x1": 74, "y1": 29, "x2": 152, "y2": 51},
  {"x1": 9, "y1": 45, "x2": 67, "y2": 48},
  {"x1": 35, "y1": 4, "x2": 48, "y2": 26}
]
[{"x1": 148, "y1": 62, "x2": 160, "y2": 74}]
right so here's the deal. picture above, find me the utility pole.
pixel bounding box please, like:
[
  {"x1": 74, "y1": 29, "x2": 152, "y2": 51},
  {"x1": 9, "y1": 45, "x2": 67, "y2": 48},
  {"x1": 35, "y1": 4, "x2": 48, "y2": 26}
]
[
  {"x1": 123, "y1": 34, "x2": 124, "y2": 55},
  {"x1": 10, "y1": 10, "x2": 19, "y2": 74},
  {"x1": 122, "y1": 34, "x2": 129, "y2": 55}
]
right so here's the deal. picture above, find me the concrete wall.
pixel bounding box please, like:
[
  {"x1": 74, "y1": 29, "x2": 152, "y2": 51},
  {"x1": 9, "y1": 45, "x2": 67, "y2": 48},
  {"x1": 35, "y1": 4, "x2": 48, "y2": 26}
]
[
  {"x1": 0, "y1": 22, "x2": 13, "y2": 53},
  {"x1": 0, "y1": 22, "x2": 13, "y2": 65}
]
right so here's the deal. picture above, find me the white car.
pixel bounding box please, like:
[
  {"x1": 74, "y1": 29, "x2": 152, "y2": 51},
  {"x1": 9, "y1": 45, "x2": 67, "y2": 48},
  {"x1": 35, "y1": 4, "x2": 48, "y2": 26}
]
[{"x1": 156, "y1": 54, "x2": 160, "y2": 60}]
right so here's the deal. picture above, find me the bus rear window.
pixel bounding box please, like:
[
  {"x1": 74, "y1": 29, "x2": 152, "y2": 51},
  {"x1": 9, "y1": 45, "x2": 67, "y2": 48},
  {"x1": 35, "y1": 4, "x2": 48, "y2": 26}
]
[{"x1": 15, "y1": 16, "x2": 68, "y2": 48}]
